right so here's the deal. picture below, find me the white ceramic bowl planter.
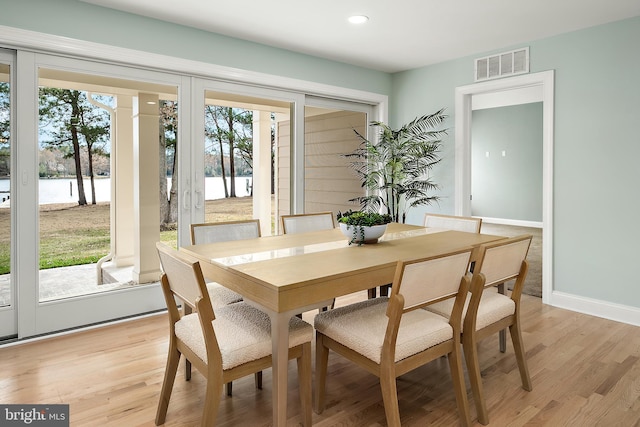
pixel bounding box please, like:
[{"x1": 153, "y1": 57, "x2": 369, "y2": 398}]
[{"x1": 339, "y1": 223, "x2": 388, "y2": 245}]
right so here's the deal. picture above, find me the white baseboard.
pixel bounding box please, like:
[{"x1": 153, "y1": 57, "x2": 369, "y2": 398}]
[
  {"x1": 549, "y1": 290, "x2": 640, "y2": 327},
  {"x1": 480, "y1": 217, "x2": 543, "y2": 228}
]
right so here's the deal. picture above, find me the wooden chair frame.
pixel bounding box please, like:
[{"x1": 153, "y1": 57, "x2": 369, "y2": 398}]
[
  {"x1": 463, "y1": 234, "x2": 532, "y2": 425},
  {"x1": 155, "y1": 243, "x2": 312, "y2": 426},
  {"x1": 188, "y1": 219, "x2": 262, "y2": 395},
  {"x1": 315, "y1": 249, "x2": 479, "y2": 427},
  {"x1": 375, "y1": 213, "x2": 481, "y2": 299}
]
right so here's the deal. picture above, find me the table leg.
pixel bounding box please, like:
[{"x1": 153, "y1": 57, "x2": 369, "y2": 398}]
[
  {"x1": 246, "y1": 299, "x2": 329, "y2": 427},
  {"x1": 270, "y1": 310, "x2": 292, "y2": 427}
]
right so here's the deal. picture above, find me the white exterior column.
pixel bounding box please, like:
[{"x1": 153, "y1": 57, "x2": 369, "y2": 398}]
[
  {"x1": 132, "y1": 93, "x2": 161, "y2": 283},
  {"x1": 112, "y1": 95, "x2": 134, "y2": 267},
  {"x1": 253, "y1": 110, "x2": 273, "y2": 236}
]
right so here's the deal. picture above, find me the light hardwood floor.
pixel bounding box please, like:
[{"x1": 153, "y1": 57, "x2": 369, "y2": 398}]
[{"x1": 1, "y1": 291, "x2": 639, "y2": 426}]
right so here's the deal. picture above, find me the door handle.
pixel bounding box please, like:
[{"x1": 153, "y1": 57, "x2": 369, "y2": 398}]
[{"x1": 183, "y1": 190, "x2": 190, "y2": 210}]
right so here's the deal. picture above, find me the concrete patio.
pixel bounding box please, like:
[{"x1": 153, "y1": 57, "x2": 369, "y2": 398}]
[{"x1": 0, "y1": 262, "x2": 148, "y2": 306}]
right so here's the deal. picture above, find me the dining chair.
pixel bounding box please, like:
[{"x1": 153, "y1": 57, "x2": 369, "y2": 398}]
[
  {"x1": 281, "y1": 212, "x2": 336, "y2": 311},
  {"x1": 190, "y1": 219, "x2": 261, "y2": 308},
  {"x1": 426, "y1": 234, "x2": 532, "y2": 425},
  {"x1": 424, "y1": 213, "x2": 483, "y2": 233},
  {"x1": 280, "y1": 211, "x2": 335, "y2": 235},
  {"x1": 155, "y1": 243, "x2": 313, "y2": 427},
  {"x1": 189, "y1": 219, "x2": 261, "y2": 395},
  {"x1": 314, "y1": 248, "x2": 478, "y2": 427},
  {"x1": 191, "y1": 219, "x2": 261, "y2": 245},
  {"x1": 373, "y1": 213, "x2": 481, "y2": 299}
]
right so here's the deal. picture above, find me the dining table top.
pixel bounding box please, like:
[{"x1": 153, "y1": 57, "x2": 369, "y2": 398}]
[{"x1": 180, "y1": 222, "x2": 505, "y2": 313}]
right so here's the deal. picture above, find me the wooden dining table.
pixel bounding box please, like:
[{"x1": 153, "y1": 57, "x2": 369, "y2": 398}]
[{"x1": 181, "y1": 222, "x2": 505, "y2": 426}]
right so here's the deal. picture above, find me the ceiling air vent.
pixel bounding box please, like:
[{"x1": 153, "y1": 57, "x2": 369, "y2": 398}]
[{"x1": 475, "y1": 47, "x2": 529, "y2": 82}]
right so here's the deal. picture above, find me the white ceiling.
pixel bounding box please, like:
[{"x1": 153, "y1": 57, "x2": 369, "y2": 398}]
[{"x1": 81, "y1": 0, "x2": 640, "y2": 73}]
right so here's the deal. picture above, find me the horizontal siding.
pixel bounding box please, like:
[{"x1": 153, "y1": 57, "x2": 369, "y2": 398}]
[
  {"x1": 277, "y1": 110, "x2": 366, "y2": 224},
  {"x1": 304, "y1": 111, "x2": 365, "y2": 214}
]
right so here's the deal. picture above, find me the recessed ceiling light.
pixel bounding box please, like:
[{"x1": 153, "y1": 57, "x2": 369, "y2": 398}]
[{"x1": 348, "y1": 15, "x2": 369, "y2": 24}]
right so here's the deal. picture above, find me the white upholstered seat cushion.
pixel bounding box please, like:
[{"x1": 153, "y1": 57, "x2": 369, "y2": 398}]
[
  {"x1": 314, "y1": 297, "x2": 453, "y2": 364},
  {"x1": 175, "y1": 302, "x2": 313, "y2": 370},
  {"x1": 205, "y1": 282, "x2": 243, "y2": 309},
  {"x1": 426, "y1": 287, "x2": 515, "y2": 332}
]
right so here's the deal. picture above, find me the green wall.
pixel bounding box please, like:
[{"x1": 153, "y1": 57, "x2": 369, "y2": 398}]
[
  {"x1": 0, "y1": 0, "x2": 391, "y2": 95},
  {"x1": 391, "y1": 16, "x2": 640, "y2": 307}
]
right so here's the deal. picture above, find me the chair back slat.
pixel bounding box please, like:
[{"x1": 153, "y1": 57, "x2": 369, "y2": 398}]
[
  {"x1": 191, "y1": 219, "x2": 260, "y2": 245},
  {"x1": 424, "y1": 213, "x2": 482, "y2": 233},
  {"x1": 478, "y1": 236, "x2": 532, "y2": 287},
  {"x1": 393, "y1": 249, "x2": 472, "y2": 310},
  {"x1": 281, "y1": 212, "x2": 335, "y2": 234},
  {"x1": 156, "y1": 243, "x2": 207, "y2": 310}
]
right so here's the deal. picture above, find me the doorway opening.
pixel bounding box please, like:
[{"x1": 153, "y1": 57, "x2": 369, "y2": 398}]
[{"x1": 455, "y1": 70, "x2": 554, "y2": 303}]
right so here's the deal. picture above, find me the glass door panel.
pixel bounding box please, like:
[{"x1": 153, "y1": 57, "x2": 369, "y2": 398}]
[
  {"x1": 36, "y1": 68, "x2": 180, "y2": 302},
  {"x1": 202, "y1": 101, "x2": 255, "y2": 223},
  {"x1": 37, "y1": 80, "x2": 120, "y2": 302},
  {"x1": 14, "y1": 53, "x2": 177, "y2": 337},
  {"x1": 275, "y1": 97, "x2": 374, "y2": 230},
  {"x1": 189, "y1": 79, "x2": 298, "y2": 241}
]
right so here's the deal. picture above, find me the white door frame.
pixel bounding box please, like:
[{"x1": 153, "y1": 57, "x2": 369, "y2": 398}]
[
  {"x1": 455, "y1": 70, "x2": 554, "y2": 303},
  {"x1": 0, "y1": 48, "x2": 16, "y2": 338}
]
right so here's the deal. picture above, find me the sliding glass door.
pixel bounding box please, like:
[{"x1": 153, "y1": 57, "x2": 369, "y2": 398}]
[
  {"x1": 1, "y1": 44, "x2": 382, "y2": 341},
  {"x1": 13, "y1": 53, "x2": 183, "y2": 337}
]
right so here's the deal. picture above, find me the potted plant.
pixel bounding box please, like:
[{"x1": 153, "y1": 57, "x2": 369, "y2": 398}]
[
  {"x1": 337, "y1": 210, "x2": 392, "y2": 245},
  {"x1": 344, "y1": 109, "x2": 447, "y2": 223}
]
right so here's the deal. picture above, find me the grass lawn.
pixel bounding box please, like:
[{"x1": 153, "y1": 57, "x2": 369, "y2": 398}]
[{"x1": 0, "y1": 197, "x2": 254, "y2": 274}]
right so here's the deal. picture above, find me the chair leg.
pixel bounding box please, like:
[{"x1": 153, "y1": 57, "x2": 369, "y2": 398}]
[
  {"x1": 463, "y1": 335, "x2": 489, "y2": 425},
  {"x1": 297, "y1": 342, "x2": 313, "y2": 427},
  {"x1": 509, "y1": 321, "x2": 532, "y2": 391},
  {"x1": 448, "y1": 348, "x2": 472, "y2": 427},
  {"x1": 379, "y1": 366, "x2": 401, "y2": 427},
  {"x1": 379, "y1": 284, "x2": 391, "y2": 297},
  {"x1": 183, "y1": 305, "x2": 194, "y2": 381},
  {"x1": 497, "y1": 284, "x2": 507, "y2": 353},
  {"x1": 255, "y1": 371, "x2": 263, "y2": 389},
  {"x1": 201, "y1": 371, "x2": 223, "y2": 427},
  {"x1": 155, "y1": 347, "x2": 180, "y2": 425},
  {"x1": 314, "y1": 334, "x2": 330, "y2": 414},
  {"x1": 185, "y1": 360, "x2": 192, "y2": 381},
  {"x1": 225, "y1": 381, "x2": 232, "y2": 396},
  {"x1": 319, "y1": 298, "x2": 337, "y2": 312}
]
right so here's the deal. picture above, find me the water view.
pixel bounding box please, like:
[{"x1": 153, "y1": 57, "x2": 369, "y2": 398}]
[{"x1": 0, "y1": 176, "x2": 252, "y2": 206}]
